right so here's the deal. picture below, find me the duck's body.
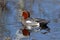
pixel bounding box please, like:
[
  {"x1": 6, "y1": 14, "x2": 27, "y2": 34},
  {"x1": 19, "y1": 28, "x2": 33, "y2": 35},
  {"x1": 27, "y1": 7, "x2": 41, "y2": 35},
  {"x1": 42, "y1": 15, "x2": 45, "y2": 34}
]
[
  {"x1": 21, "y1": 18, "x2": 50, "y2": 34},
  {"x1": 19, "y1": 10, "x2": 50, "y2": 36}
]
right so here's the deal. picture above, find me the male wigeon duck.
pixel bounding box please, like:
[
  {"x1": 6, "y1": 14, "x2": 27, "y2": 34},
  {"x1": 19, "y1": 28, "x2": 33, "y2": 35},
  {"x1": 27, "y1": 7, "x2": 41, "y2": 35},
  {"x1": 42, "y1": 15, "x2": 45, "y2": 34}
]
[{"x1": 20, "y1": 10, "x2": 50, "y2": 35}]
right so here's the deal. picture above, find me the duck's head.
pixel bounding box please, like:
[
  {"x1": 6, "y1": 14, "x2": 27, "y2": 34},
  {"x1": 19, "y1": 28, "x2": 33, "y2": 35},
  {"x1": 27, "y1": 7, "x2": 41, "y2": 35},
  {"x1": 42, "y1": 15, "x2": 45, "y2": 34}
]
[{"x1": 22, "y1": 10, "x2": 30, "y2": 20}]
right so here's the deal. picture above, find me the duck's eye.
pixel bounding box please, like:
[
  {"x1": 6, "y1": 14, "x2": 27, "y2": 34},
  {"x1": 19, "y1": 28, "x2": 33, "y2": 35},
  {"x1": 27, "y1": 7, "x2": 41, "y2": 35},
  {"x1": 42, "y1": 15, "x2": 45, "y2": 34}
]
[
  {"x1": 22, "y1": 28, "x2": 30, "y2": 36},
  {"x1": 22, "y1": 11, "x2": 30, "y2": 19}
]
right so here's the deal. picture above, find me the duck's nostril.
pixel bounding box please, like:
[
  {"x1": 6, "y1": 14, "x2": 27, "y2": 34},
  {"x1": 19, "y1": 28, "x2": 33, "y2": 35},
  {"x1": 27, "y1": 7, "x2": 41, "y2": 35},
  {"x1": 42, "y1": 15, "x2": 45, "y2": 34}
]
[{"x1": 22, "y1": 28, "x2": 30, "y2": 36}]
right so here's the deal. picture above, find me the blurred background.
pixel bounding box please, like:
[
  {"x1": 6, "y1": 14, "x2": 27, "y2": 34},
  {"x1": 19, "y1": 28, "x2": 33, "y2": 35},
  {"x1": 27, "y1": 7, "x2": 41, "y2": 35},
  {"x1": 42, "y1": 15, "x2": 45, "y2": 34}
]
[{"x1": 0, "y1": 0, "x2": 60, "y2": 40}]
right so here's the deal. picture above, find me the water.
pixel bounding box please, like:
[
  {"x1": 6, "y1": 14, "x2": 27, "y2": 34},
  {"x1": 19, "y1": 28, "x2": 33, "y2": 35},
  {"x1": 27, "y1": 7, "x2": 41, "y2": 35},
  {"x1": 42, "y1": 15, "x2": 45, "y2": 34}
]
[{"x1": 0, "y1": 0, "x2": 60, "y2": 40}]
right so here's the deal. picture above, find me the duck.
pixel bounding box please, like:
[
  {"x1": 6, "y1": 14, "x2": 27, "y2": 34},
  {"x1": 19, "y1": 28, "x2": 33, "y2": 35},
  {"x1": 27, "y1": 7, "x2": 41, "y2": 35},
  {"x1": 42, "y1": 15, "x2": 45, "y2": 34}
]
[{"x1": 20, "y1": 10, "x2": 50, "y2": 36}]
